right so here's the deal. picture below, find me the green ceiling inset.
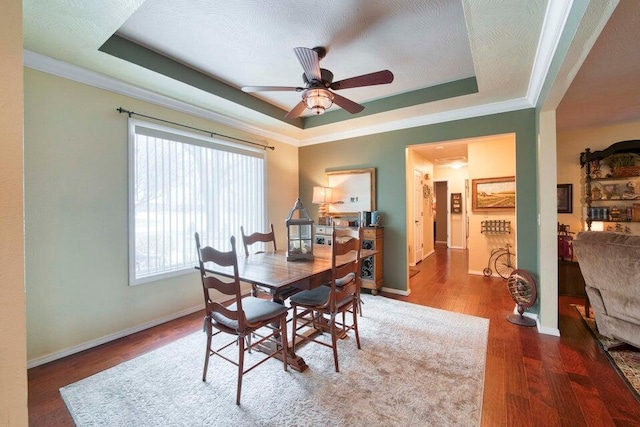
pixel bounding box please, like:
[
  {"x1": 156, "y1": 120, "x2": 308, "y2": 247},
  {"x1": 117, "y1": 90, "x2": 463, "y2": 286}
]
[
  {"x1": 303, "y1": 77, "x2": 478, "y2": 128},
  {"x1": 100, "y1": 35, "x2": 478, "y2": 129}
]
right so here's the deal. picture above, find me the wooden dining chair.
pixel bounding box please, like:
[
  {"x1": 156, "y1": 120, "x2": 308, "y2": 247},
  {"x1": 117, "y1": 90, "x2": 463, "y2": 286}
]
[
  {"x1": 195, "y1": 232, "x2": 288, "y2": 405},
  {"x1": 333, "y1": 226, "x2": 364, "y2": 316},
  {"x1": 241, "y1": 224, "x2": 277, "y2": 297},
  {"x1": 289, "y1": 227, "x2": 363, "y2": 372},
  {"x1": 240, "y1": 223, "x2": 277, "y2": 256}
]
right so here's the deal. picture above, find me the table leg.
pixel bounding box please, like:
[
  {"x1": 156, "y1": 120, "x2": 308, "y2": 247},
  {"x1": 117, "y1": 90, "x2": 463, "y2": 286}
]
[{"x1": 270, "y1": 290, "x2": 311, "y2": 372}]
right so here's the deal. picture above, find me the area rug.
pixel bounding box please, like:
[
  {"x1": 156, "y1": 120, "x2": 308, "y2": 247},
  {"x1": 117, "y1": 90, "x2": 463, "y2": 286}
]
[
  {"x1": 60, "y1": 295, "x2": 489, "y2": 426},
  {"x1": 573, "y1": 304, "x2": 640, "y2": 401}
]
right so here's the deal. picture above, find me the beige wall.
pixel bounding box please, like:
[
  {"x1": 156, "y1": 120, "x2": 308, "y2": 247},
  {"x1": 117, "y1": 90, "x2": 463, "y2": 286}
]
[
  {"x1": 0, "y1": 0, "x2": 29, "y2": 424},
  {"x1": 24, "y1": 69, "x2": 299, "y2": 364},
  {"x1": 468, "y1": 134, "x2": 516, "y2": 275},
  {"x1": 406, "y1": 149, "x2": 434, "y2": 267},
  {"x1": 557, "y1": 120, "x2": 640, "y2": 234}
]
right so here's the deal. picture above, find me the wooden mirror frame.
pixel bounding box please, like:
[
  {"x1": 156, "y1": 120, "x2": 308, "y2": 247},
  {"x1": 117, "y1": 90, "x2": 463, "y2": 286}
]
[{"x1": 325, "y1": 168, "x2": 376, "y2": 216}]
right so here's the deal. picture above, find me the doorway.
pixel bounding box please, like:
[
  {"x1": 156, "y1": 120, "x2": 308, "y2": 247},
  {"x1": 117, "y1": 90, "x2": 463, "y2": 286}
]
[
  {"x1": 413, "y1": 169, "x2": 424, "y2": 264},
  {"x1": 434, "y1": 181, "x2": 448, "y2": 246}
]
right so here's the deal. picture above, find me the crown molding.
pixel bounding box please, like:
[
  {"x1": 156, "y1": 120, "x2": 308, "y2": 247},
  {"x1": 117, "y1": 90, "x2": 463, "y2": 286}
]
[
  {"x1": 527, "y1": 0, "x2": 575, "y2": 105},
  {"x1": 297, "y1": 97, "x2": 533, "y2": 146}
]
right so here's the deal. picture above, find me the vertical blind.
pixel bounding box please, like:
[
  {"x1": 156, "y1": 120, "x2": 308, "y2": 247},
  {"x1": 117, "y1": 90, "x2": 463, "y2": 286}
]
[{"x1": 129, "y1": 119, "x2": 266, "y2": 285}]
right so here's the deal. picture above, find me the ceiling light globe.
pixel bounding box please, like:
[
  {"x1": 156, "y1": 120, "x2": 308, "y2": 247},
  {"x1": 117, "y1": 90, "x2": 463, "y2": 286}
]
[{"x1": 303, "y1": 89, "x2": 334, "y2": 115}]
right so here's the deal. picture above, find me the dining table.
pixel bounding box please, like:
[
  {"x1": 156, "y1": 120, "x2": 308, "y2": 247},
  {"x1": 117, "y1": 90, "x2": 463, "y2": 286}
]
[{"x1": 201, "y1": 245, "x2": 377, "y2": 372}]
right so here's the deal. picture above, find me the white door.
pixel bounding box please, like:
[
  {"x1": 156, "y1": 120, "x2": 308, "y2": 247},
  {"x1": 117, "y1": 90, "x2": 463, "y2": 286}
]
[{"x1": 413, "y1": 170, "x2": 424, "y2": 263}]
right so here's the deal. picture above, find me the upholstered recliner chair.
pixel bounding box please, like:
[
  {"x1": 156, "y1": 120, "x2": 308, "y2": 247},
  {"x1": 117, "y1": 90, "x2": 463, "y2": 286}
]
[{"x1": 573, "y1": 231, "x2": 640, "y2": 349}]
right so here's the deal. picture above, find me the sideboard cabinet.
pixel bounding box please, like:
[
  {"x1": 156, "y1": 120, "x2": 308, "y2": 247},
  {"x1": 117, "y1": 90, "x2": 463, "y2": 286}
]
[{"x1": 314, "y1": 225, "x2": 384, "y2": 294}]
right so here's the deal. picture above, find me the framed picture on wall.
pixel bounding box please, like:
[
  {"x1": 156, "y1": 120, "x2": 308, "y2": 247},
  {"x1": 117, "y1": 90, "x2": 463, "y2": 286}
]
[
  {"x1": 557, "y1": 184, "x2": 573, "y2": 213},
  {"x1": 451, "y1": 193, "x2": 462, "y2": 214},
  {"x1": 471, "y1": 176, "x2": 516, "y2": 211}
]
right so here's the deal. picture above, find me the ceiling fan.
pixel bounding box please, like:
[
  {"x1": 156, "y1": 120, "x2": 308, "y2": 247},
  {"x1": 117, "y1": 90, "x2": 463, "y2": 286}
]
[{"x1": 241, "y1": 46, "x2": 394, "y2": 119}]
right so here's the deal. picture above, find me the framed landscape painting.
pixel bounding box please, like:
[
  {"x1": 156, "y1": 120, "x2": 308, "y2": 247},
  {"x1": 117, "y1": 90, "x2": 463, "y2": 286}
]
[{"x1": 472, "y1": 176, "x2": 516, "y2": 211}]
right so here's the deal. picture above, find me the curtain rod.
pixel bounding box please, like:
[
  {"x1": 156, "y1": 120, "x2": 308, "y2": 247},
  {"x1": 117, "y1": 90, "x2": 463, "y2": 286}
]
[{"x1": 116, "y1": 107, "x2": 275, "y2": 151}]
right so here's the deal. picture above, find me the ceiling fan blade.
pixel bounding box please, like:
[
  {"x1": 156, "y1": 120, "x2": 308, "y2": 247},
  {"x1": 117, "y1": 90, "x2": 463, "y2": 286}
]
[
  {"x1": 284, "y1": 100, "x2": 308, "y2": 119},
  {"x1": 330, "y1": 70, "x2": 394, "y2": 90},
  {"x1": 293, "y1": 47, "x2": 322, "y2": 82},
  {"x1": 332, "y1": 92, "x2": 365, "y2": 114},
  {"x1": 242, "y1": 86, "x2": 303, "y2": 93}
]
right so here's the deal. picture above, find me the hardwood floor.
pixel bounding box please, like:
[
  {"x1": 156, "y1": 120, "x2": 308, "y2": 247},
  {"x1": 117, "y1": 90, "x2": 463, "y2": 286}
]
[{"x1": 28, "y1": 246, "x2": 640, "y2": 426}]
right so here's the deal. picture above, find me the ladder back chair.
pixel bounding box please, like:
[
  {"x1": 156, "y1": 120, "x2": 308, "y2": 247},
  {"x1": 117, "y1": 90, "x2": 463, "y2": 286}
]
[
  {"x1": 240, "y1": 223, "x2": 277, "y2": 256},
  {"x1": 195, "y1": 232, "x2": 288, "y2": 405},
  {"x1": 333, "y1": 226, "x2": 364, "y2": 316},
  {"x1": 240, "y1": 224, "x2": 277, "y2": 297},
  {"x1": 289, "y1": 226, "x2": 363, "y2": 372}
]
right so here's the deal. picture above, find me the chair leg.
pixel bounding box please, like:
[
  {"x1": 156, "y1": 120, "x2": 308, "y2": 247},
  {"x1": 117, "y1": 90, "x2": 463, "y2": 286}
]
[
  {"x1": 236, "y1": 334, "x2": 245, "y2": 406},
  {"x1": 352, "y1": 302, "x2": 361, "y2": 349},
  {"x1": 330, "y1": 312, "x2": 340, "y2": 372},
  {"x1": 310, "y1": 309, "x2": 318, "y2": 331},
  {"x1": 291, "y1": 305, "x2": 298, "y2": 350},
  {"x1": 202, "y1": 321, "x2": 212, "y2": 382},
  {"x1": 280, "y1": 313, "x2": 288, "y2": 371}
]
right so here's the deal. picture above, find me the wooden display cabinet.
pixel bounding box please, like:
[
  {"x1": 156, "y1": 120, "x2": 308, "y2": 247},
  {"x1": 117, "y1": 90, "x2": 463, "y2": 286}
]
[
  {"x1": 580, "y1": 140, "x2": 640, "y2": 231},
  {"x1": 314, "y1": 225, "x2": 384, "y2": 294},
  {"x1": 361, "y1": 227, "x2": 384, "y2": 294}
]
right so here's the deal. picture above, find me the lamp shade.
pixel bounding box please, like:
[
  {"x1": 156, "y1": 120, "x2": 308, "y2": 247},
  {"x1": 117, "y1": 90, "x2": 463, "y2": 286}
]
[
  {"x1": 303, "y1": 89, "x2": 334, "y2": 115},
  {"x1": 312, "y1": 186, "x2": 332, "y2": 204}
]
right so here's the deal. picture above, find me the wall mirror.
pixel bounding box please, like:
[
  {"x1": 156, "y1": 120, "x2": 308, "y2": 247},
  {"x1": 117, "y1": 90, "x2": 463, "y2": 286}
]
[{"x1": 326, "y1": 168, "x2": 376, "y2": 215}]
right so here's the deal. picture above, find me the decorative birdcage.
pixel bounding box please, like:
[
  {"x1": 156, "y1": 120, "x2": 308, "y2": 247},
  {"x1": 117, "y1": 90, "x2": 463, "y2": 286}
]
[{"x1": 285, "y1": 198, "x2": 314, "y2": 261}]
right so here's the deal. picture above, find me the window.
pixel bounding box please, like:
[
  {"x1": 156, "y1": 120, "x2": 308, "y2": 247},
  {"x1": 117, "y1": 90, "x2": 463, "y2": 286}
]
[{"x1": 129, "y1": 119, "x2": 266, "y2": 285}]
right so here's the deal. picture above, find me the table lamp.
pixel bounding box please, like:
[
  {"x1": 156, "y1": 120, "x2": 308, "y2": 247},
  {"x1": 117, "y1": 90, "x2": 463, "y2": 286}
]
[{"x1": 312, "y1": 186, "x2": 332, "y2": 224}]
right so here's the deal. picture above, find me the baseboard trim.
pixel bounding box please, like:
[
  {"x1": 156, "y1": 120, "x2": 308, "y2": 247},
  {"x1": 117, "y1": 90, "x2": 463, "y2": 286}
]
[
  {"x1": 509, "y1": 305, "x2": 559, "y2": 336},
  {"x1": 468, "y1": 269, "x2": 486, "y2": 276},
  {"x1": 381, "y1": 286, "x2": 411, "y2": 296},
  {"x1": 27, "y1": 304, "x2": 203, "y2": 369},
  {"x1": 537, "y1": 323, "x2": 560, "y2": 336}
]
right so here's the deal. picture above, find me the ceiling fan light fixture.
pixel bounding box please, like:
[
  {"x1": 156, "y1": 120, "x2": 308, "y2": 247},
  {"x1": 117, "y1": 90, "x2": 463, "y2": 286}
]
[{"x1": 303, "y1": 88, "x2": 334, "y2": 115}]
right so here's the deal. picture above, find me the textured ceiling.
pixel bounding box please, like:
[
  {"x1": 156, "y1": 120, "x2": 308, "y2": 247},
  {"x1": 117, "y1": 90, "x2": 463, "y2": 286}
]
[
  {"x1": 117, "y1": 0, "x2": 475, "y2": 113},
  {"x1": 557, "y1": 0, "x2": 640, "y2": 133},
  {"x1": 22, "y1": 0, "x2": 632, "y2": 153}
]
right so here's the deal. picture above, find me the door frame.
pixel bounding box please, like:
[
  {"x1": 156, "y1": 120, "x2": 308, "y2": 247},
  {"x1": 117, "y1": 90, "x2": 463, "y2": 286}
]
[
  {"x1": 434, "y1": 180, "x2": 449, "y2": 247},
  {"x1": 412, "y1": 169, "x2": 424, "y2": 265}
]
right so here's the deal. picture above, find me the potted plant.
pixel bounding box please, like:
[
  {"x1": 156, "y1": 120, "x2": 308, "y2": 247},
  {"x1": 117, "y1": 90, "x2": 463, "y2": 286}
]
[{"x1": 605, "y1": 153, "x2": 640, "y2": 177}]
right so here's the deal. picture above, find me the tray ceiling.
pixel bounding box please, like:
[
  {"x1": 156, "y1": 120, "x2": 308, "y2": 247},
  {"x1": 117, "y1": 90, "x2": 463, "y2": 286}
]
[{"x1": 23, "y1": 0, "x2": 631, "y2": 148}]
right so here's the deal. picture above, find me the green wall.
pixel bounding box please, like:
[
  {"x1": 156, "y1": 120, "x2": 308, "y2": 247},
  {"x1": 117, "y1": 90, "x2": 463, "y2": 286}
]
[{"x1": 299, "y1": 109, "x2": 538, "y2": 293}]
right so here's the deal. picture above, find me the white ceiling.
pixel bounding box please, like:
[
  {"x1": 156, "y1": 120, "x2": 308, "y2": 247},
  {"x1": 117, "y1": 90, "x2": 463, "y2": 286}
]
[
  {"x1": 22, "y1": 0, "x2": 637, "y2": 159},
  {"x1": 117, "y1": 0, "x2": 476, "y2": 113}
]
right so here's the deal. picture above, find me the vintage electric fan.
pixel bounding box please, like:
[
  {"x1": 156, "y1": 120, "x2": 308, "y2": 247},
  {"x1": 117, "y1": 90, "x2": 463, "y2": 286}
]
[{"x1": 506, "y1": 269, "x2": 537, "y2": 326}]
